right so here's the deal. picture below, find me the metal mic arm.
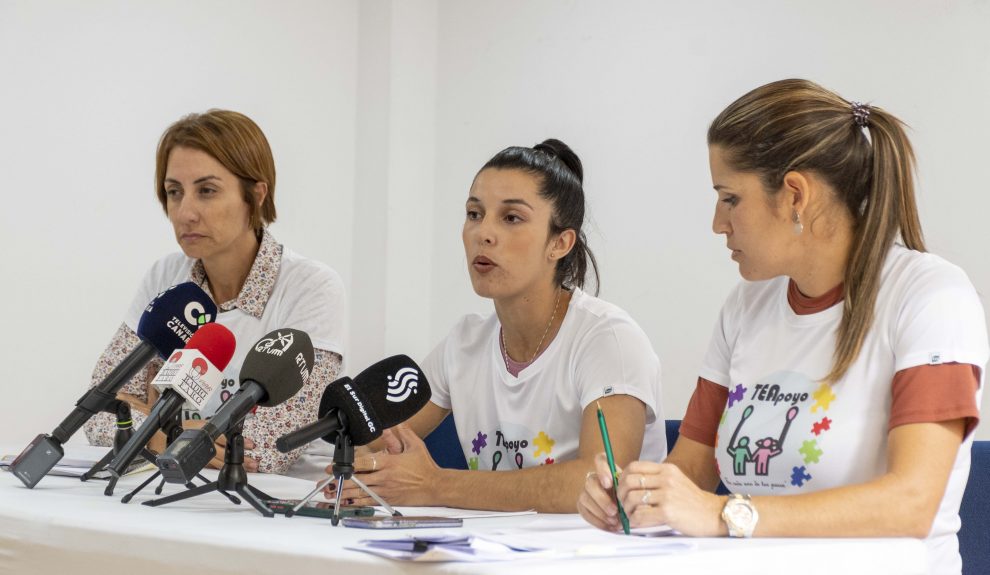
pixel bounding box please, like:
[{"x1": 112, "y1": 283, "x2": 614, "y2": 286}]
[{"x1": 80, "y1": 400, "x2": 141, "y2": 486}]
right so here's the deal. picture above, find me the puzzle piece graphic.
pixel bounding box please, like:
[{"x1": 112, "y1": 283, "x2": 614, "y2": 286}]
[
  {"x1": 812, "y1": 417, "x2": 832, "y2": 436},
  {"x1": 471, "y1": 431, "x2": 488, "y2": 455},
  {"x1": 543, "y1": 457, "x2": 555, "y2": 465},
  {"x1": 799, "y1": 440, "x2": 823, "y2": 464},
  {"x1": 727, "y1": 384, "x2": 747, "y2": 408},
  {"x1": 811, "y1": 384, "x2": 836, "y2": 412},
  {"x1": 790, "y1": 466, "x2": 812, "y2": 487},
  {"x1": 533, "y1": 431, "x2": 555, "y2": 458},
  {"x1": 468, "y1": 457, "x2": 479, "y2": 470}
]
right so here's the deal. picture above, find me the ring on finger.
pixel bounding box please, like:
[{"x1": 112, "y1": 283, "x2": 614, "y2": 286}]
[
  {"x1": 371, "y1": 455, "x2": 378, "y2": 472},
  {"x1": 641, "y1": 490, "x2": 651, "y2": 505},
  {"x1": 585, "y1": 470, "x2": 596, "y2": 481},
  {"x1": 639, "y1": 475, "x2": 646, "y2": 489}
]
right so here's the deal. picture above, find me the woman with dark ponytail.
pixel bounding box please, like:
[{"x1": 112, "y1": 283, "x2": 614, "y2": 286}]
[
  {"x1": 329, "y1": 139, "x2": 666, "y2": 512},
  {"x1": 579, "y1": 79, "x2": 987, "y2": 575}
]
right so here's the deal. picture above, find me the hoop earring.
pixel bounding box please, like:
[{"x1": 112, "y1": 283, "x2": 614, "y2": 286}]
[{"x1": 793, "y1": 211, "x2": 804, "y2": 235}]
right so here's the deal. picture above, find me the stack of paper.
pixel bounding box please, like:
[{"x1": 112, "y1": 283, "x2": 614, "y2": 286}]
[
  {"x1": 348, "y1": 519, "x2": 695, "y2": 563},
  {"x1": 349, "y1": 533, "x2": 551, "y2": 562},
  {"x1": 1, "y1": 453, "x2": 153, "y2": 480}
]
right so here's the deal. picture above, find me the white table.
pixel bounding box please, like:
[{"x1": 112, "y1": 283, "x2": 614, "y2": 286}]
[{"x1": 0, "y1": 445, "x2": 927, "y2": 575}]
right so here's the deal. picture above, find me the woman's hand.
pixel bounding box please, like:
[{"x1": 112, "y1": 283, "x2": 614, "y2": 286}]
[
  {"x1": 321, "y1": 424, "x2": 440, "y2": 506},
  {"x1": 577, "y1": 452, "x2": 624, "y2": 531},
  {"x1": 117, "y1": 385, "x2": 160, "y2": 417},
  {"x1": 579, "y1": 452, "x2": 725, "y2": 537},
  {"x1": 180, "y1": 419, "x2": 259, "y2": 472},
  {"x1": 617, "y1": 460, "x2": 725, "y2": 536}
]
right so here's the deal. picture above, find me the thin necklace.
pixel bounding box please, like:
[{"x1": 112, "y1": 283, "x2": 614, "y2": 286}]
[{"x1": 501, "y1": 287, "x2": 563, "y2": 367}]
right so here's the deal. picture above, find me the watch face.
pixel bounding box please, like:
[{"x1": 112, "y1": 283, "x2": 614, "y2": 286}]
[{"x1": 727, "y1": 503, "x2": 754, "y2": 524}]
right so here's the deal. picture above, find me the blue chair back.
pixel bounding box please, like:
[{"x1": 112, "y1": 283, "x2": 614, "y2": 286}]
[
  {"x1": 665, "y1": 419, "x2": 681, "y2": 450},
  {"x1": 960, "y1": 440, "x2": 990, "y2": 575},
  {"x1": 424, "y1": 414, "x2": 468, "y2": 470},
  {"x1": 665, "y1": 419, "x2": 729, "y2": 495}
]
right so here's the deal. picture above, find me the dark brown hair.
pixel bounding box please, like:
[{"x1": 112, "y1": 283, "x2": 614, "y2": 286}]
[{"x1": 481, "y1": 138, "x2": 600, "y2": 293}]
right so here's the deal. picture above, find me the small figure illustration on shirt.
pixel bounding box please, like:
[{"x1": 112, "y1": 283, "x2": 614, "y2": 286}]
[
  {"x1": 752, "y1": 406, "x2": 799, "y2": 476},
  {"x1": 727, "y1": 436, "x2": 752, "y2": 475},
  {"x1": 726, "y1": 405, "x2": 799, "y2": 476},
  {"x1": 726, "y1": 405, "x2": 755, "y2": 475}
]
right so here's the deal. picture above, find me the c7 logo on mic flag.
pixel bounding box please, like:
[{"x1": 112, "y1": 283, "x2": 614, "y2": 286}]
[
  {"x1": 184, "y1": 301, "x2": 212, "y2": 326},
  {"x1": 386, "y1": 368, "x2": 420, "y2": 403}
]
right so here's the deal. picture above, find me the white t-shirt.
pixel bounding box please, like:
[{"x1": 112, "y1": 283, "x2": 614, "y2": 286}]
[
  {"x1": 424, "y1": 287, "x2": 666, "y2": 471},
  {"x1": 701, "y1": 245, "x2": 988, "y2": 575},
  {"x1": 124, "y1": 246, "x2": 346, "y2": 418}
]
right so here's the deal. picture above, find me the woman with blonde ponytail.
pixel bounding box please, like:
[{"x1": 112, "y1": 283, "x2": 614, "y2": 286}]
[{"x1": 579, "y1": 79, "x2": 987, "y2": 575}]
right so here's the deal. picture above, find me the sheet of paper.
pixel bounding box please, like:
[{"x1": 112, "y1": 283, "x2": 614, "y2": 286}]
[
  {"x1": 347, "y1": 533, "x2": 553, "y2": 562},
  {"x1": 347, "y1": 524, "x2": 694, "y2": 562},
  {"x1": 485, "y1": 525, "x2": 692, "y2": 557}
]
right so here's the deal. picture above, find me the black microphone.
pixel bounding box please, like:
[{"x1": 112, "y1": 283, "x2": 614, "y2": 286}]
[
  {"x1": 10, "y1": 282, "x2": 217, "y2": 489},
  {"x1": 275, "y1": 355, "x2": 432, "y2": 453},
  {"x1": 156, "y1": 328, "x2": 314, "y2": 484},
  {"x1": 106, "y1": 323, "x2": 236, "y2": 479}
]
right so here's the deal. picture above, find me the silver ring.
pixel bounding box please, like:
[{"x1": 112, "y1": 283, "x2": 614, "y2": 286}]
[
  {"x1": 639, "y1": 475, "x2": 646, "y2": 489},
  {"x1": 371, "y1": 455, "x2": 378, "y2": 472},
  {"x1": 641, "y1": 490, "x2": 651, "y2": 505},
  {"x1": 585, "y1": 471, "x2": 596, "y2": 481}
]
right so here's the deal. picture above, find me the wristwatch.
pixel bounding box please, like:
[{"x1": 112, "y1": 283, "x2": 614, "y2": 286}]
[{"x1": 721, "y1": 493, "x2": 758, "y2": 538}]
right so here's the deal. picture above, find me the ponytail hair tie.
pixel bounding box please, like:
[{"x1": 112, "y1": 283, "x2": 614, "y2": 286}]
[{"x1": 851, "y1": 101, "x2": 871, "y2": 128}]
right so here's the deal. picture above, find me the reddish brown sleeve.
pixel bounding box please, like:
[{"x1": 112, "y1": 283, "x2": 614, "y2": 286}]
[
  {"x1": 889, "y1": 363, "x2": 981, "y2": 438},
  {"x1": 680, "y1": 377, "x2": 729, "y2": 447}
]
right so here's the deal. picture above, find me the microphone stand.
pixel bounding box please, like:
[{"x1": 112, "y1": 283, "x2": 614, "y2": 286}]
[
  {"x1": 120, "y1": 413, "x2": 239, "y2": 505},
  {"x1": 142, "y1": 421, "x2": 274, "y2": 517},
  {"x1": 285, "y1": 433, "x2": 401, "y2": 525},
  {"x1": 80, "y1": 401, "x2": 158, "y2": 496}
]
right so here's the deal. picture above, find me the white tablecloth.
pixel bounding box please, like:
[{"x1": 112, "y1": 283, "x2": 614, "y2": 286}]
[{"x1": 0, "y1": 445, "x2": 927, "y2": 575}]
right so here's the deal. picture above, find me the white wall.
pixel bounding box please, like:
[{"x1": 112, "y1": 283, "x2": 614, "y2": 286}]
[
  {"x1": 429, "y1": 0, "x2": 990, "y2": 438},
  {"x1": 1, "y1": 0, "x2": 988, "y2": 445},
  {"x1": 0, "y1": 0, "x2": 359, "y2": 444}
]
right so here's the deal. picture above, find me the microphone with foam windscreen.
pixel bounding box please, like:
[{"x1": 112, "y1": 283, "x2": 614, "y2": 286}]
[
  {"x1": 275, "y1": 355, "x2": 432, "y2": 453},
  {"x1": 10, "y1": 282, "x2": 217, "y2": 489},
  {"x1": 106, "y1": 323, "x2": 235, "y2": 479},
  {"x1": 156, "y1": 328, "x2": 314, "y2": 484}
]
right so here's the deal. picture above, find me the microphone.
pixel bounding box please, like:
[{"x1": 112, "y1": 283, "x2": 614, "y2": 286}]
[
  {"x1": 10, "y1": 282, "x2": 216, "y2": 489},
  {"x1": 156, "y1": 328, "x2": 314, "y2": 483},
  {"x1": 275, "y1": 355, "x2": 432, "y2": 453},
  {"x1": 106, "y1": 323, "x2": 236, "y2": 479}
]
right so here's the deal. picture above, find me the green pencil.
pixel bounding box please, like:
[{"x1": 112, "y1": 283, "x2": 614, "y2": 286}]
[{"x1": 596, "y1": 401, "x2": 630, "y2": 535}]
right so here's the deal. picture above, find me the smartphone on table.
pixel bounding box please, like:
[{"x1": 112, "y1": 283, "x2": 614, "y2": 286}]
[
  {"x1": 341, "y1": 516, "x2": 464, "y2": 529},
  {"x1": 265, "y1": 498, "x2": 375, "y2": 519}
]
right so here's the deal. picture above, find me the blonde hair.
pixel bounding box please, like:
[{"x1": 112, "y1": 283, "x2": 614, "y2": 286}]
[
  {"x1": 708, "y1": 79, "x2": 925, "y2": 384},
  {"x1": 155, "y1": 110, "x2": 276, "y2": 233}
]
